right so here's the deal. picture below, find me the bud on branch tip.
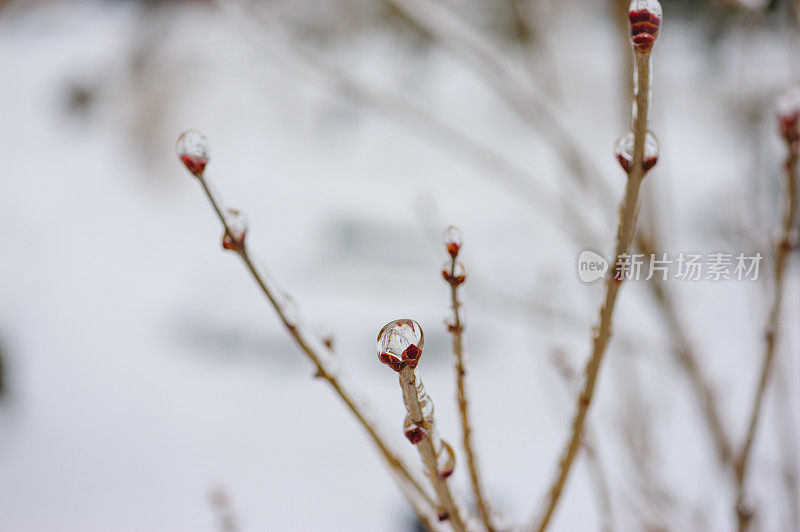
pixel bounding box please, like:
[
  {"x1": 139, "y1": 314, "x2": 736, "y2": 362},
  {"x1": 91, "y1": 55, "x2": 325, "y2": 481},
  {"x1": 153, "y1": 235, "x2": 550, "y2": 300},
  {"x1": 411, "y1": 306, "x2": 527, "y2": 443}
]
[
  {"x1": 777, "y1": 86, "x2": 800, "y2": 145},
  {"x1": 377, "y1": 319, "x2": 424, "y2": 372},
  {"x1": 443, "y1": 225, "x2": 463, "y2": 259},
  {"x1": 629, "y1": 0, "x2": 662, "y2": 53},
  {"x1": 176, "y1": 129, "x2": 209, "y2": 177}
]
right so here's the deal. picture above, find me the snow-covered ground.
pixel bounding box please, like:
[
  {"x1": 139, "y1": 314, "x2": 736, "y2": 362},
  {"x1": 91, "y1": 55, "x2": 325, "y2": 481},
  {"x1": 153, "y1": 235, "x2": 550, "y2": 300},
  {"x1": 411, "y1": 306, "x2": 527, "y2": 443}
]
[{"x1": 0, "y1": 1, "x2": 797, "y2": 530}]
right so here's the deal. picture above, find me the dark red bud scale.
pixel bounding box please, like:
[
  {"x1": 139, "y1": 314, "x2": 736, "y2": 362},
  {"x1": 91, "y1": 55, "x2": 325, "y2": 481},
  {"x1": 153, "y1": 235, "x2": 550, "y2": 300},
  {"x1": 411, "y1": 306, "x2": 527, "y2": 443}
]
[
  {"x1": 616, "y1": 154, "x2": 659, "y2": 174},
  {"x1": 403, "y1": 414, "x2": 429, "y2": 444},
  {"x1": 180, "y1": 155, "x2": 207, "y2": 177},
  {"x1": 446, "y1": 242, "x2": 460, "y2": 258},
  {"x1": 379, "y1": 352, "x2": 405, "y2": 372},
  {"x1": 441, "y1": 260, "x2": 467, "y2": 286},
  {"x1": 404, "y1": 427, "x2": 427, "y2": 444},
  {"x1": 628, "y1": 0, "x2": 662, "y2": 53},
  {"x1": 441, "y1": 270, "x2": 466, "y2": 286},
  {"x1": 402, "y1": 344, "x2": 422, "y2": 368},
  {"x1": 614, "y1": 132, "x2": 660, "y2": 176},
  {"x1": 443, "y1": 225, "x2": 463, "y2": 259}
]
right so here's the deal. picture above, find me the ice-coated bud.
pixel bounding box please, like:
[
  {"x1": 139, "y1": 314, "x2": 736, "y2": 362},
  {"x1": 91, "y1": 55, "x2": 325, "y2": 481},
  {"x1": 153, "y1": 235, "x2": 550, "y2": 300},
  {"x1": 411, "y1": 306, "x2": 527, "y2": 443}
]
[
  {"x1": 221, "y1": 208, "x2": 248, "y2": 251},
  {"x1": 443, "y1": 225, "x2": 463, "y2": 259},
  {"x1": 176, "y1": 129, "x2": 209, "y2": 177},
  {"x1": 403, "y1": 413, "x2": 430, "y2": 444},
  {"x1": 437, "y1": 440, "x2": 456, "y2": 479},
  {"x1": 441, "y1": 260, "x2": 467, "y2": 286},
  {"x1": 777, "y1": 86, "x2": 800, "y2": 144},
  {"x1": 629, "y1": 0, "x2": 662, "y2": 53},
  {"x1": 377, "y1": 319, "x2": 424, "y2": 372},
  {"x1": 614, "y1": 131, "x2": 659, "y2": 174}
]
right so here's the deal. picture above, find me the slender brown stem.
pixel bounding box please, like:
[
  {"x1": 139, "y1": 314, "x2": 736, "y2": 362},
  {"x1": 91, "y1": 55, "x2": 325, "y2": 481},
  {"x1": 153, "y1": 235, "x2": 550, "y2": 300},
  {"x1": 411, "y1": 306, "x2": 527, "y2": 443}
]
[
  {"x1": 549, "y1": 350, "x2": 615, "y2": 532},
  {"x1": 532, "y1": 50, "x2": 653, "y2": 532},
  {"x1": 399, "y1": 366, "x2": 467, "y2": 532},
  {"x1": 734, "y1": 141, "x2": 799, "y2": 531},
  {"x1": 775, "y1": 365, "x2": 800, "y2": 531},
  {"x1": 393, "y1": 0, "x2": 734, "y2": 470},
  {"x1": 446, "y1": 256, "x2": 495, "y2": 531},
  {"x1": 229, "y1": 1, "x2": 736, "y2": 520},
  {"x1": 195, "y1": 176, "x2": 436, "y2": 516}
]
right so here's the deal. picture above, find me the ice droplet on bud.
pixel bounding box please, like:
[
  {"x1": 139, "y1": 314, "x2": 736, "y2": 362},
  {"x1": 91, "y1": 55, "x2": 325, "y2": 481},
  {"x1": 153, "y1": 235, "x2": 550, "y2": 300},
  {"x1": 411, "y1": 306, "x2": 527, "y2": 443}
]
[
  {"x1": 629, "y1": 0, "x2": 662, "y2": 53},
  {"x1": 438, "y1": 440, "x2": 456, "y2": 479},
  {"x1": 441, "y1": 260, "x2": 467, "y2": 286},
  {"x1": 403, "y1": 413, "x2": 429, "y2": 444},
  {"x1": 377, "y1": 319, "x2": 424, "y2": 372},
  {"x1": 176, "y1": 129, "x2": 209, "y2": 177},
  {"x1": 443, "y1": 225, "x2": 463, "y2": 258},
  {"x1": 221, "y1": 208, "x2": 248, "y2": 251},
  {"x1": 614, "y1": 131, "x2": 659, "y2": 174},
  {"x1": 777, "y1": 86, "x2": 800, "y2": 144}
]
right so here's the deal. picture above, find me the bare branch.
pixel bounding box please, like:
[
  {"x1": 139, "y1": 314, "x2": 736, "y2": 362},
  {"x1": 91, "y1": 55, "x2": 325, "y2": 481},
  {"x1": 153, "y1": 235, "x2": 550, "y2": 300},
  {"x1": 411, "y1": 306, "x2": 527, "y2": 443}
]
[
  {"x1": 531, "y1": 25, "x2": 660, "y2": 529},
  {"x1": 734, "y1": 109, "x2": 800, "y2": 530},
  {"x1": 442, "y1": 229, "x2": 495, "y2": 531}
]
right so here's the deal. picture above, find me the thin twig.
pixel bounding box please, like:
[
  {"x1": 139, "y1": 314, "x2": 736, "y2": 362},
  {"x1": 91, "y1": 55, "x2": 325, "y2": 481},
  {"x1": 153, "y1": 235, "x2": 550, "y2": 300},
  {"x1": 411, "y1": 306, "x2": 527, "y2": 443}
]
[
  {"x1": 401, "y1": 0, "x2": 737, "y2": 471},
  {"x1": 231, "y1": 0, "x2": 734, "y2": 487},
  {"x1": 194, "y1": 175, "x2": 437, "y2": 518},
  {"x1": 549, "y1": 350, "x2": 615, "y2": 532},
  {"x1": 531, "y1": 47, "x2": 655, "y2": 532},
  {"x1": 398, "y1": 366, "x2": 468, "y2": 532},
  {"x1": 444, "y1": 253, "x2": 495, "y2": 531},
  {"x1": 734, "y1": 136, "x2": 799, "y2": 531},
  {"x1": 774, "y1": 362, "x2": 800, "y2": 531}
]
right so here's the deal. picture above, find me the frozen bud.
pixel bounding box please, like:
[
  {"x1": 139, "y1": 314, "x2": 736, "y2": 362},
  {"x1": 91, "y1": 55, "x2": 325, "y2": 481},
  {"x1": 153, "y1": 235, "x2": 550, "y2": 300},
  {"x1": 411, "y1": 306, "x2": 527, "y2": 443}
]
[
  {"x1": 614, "y1": 131, "x2": 659, "y2": 174},
  {"x1": 221, "y1": 208, "x2": 248, "y2": 251},
  {"x1": 777, "y1": 86, "x2": 800, "y2": 144},
  {"x1": 443, "y1": 225, "x2": 463, "y2": 258},
  {"x1": 403, "y1": 413, "x2": 429, "y2": 444},
  {"x1": 438, "y1": 440, "x2": 456, "y2": 479},
  {"x1": 629, "y1": 0, "x2": 662, "y2": 53},
  {"x1": 441, "y1": 260, "x2": 467, "y2": 286},
  {"x1": 377, "y1": 319, "x2": 424, "y2": 372},
  {"x1": 176, "y1": 129, "x2": 209, "y2": 177}
]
